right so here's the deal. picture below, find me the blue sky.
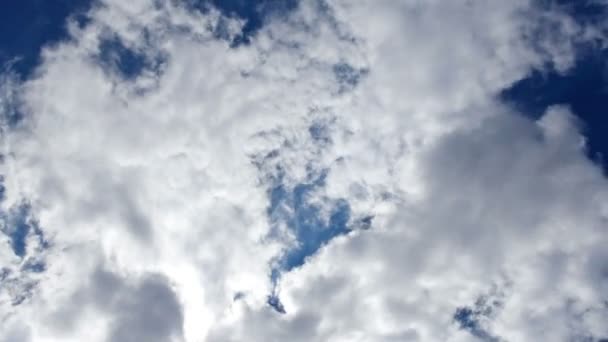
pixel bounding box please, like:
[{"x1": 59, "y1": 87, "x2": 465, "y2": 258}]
[{"x1": 2, "y1": 1, "x2": 608, "y2": 341}]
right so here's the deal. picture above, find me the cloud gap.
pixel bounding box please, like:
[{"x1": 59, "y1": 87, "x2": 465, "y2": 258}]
[
  {"x1": 185, "y1": 0, "x2": 300, "y2": 46},
  {"x1": 96, "y1": 35, "x2": 167, "y2": 81},
  {"x1": 0, "y1": 0, "x2": 95, "y2": 78},
  {"x1": 453, "y1": 288, "x2": 505, "y2": 342},
  {"x1": 501, "y1": 47, "x2": 608, "y2": 171},
  {"x1": 251, "y1": 118, "x2": 371, "y2": 313}
]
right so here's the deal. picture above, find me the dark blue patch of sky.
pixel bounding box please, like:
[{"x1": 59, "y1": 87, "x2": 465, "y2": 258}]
[
  {"x1": 0, "y1": 0, "x2": 94, "y2": 78},
  {"x1": 502, "y1": 0, "x2": 608, "y2": 171},
  {"x1": 189, "y1": 0, "x2": 299, "y2": 45},
  {"x1": 1, "y1": 201, "x2": 48, "y2": 258},
  {"x1": 453, "y1": 295, "x2": 502, "y2": 342}
]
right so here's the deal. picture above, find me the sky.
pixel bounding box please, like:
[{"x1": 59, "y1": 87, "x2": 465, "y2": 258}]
[{"x1": 1, "y1": 1, "x2": 608, "y2": 341}]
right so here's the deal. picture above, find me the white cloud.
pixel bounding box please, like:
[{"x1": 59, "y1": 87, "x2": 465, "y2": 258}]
[{"x1": 1, "y1": 0, "x2": 607, "y2": 341}]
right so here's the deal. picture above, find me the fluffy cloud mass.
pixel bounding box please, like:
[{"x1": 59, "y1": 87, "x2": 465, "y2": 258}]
[{"x1": 1, "y1": 0, "x2": 608, "y2": 341}]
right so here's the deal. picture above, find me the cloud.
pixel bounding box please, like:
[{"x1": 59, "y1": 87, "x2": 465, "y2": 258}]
[
  {"x1": 95, "y1": 270, "x2": 184, "y2": 342},
  {"x1": 1, "y1": 0, "x2": 608, "y2": 341}
]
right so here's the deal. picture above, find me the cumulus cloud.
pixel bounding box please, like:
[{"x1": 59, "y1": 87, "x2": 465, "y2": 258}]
[{"x1": 1, "y1": 0, "x2": 608, "y2": 341}]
